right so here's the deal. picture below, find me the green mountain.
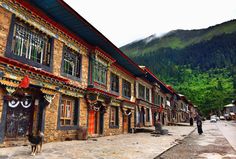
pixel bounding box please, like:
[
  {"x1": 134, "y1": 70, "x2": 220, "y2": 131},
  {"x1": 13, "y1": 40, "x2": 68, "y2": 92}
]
[{"x1": 121, "y1": 19, "x2": 236, "y2": 116}]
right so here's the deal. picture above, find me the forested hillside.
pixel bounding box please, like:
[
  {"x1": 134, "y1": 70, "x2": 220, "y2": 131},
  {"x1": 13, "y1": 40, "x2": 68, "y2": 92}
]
[{"x1": 121, "y1": 20, "x2": 236, "y2": 116}]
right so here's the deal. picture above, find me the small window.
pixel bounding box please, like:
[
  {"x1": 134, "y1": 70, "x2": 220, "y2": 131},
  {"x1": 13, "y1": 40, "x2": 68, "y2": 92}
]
[
  {"x1": 138, "y1": 84, "x2": 145, "y2": 99},
  {"x1": 110, "y1": 106, "x2": 119, "y2": 128},
  {"x1": 122, "y1": 79, "x2": 131, "y2": 98},
  {"x1": 60, "y1": 96, "x2": 78, "y2": 126},
  {"x1": 146, "y1": 88, "x2": 150, "y2": 102},
  {"x1": 111, "y1": 73, "x2": 119, "y2": 93},
  {"x1": 63, "y1": 46, "x2": 81, "y2": 78}
]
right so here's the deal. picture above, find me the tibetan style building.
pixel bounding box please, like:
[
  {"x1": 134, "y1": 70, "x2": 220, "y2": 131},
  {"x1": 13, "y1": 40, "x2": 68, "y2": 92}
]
[{"x1": 0, "y1": 0, "x2": 194, "y2": 147}]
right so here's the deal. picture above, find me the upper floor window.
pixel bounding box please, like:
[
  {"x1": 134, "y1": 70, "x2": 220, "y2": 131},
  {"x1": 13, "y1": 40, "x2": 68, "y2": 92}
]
[
  {"x1": 62, "y1": 46, "x2": 81, "y2": 78},
  {"x1": 60, "y1": 96, "x2": 79, "y2": 127},
  {"x1": 11, "y1": 21, "x2": 51, "y2": 66},
  {"x1": 111, "y1": 73, "x2": 119, "y2": 93},
  {"x1": 154, "y1": 93, "x2": 158, "y2": 105},
  {"x1": 157, "y1": 95, "x2": 161, "y2": 105},
  {"x1": 146, "y1": 88, "x2": 150, "y2": 102},
  {"x1": 138, "y1": 84, "x2": 145, "y2": 99},
  {"x1": 122, "y1": 79, "x2": 131, "y2": 98},
  {"x1": 93, "y1": 60, "x2": 107, "y2": 85},
  {"x1": 161, "y1": 96, "x2": 164, "y2": 104}
]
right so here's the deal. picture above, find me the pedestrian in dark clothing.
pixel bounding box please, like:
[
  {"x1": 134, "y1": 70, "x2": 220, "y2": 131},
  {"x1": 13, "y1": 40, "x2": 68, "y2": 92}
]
[
  {"x1": 190, "y1": 117, "x2": 193, "y2": 126},
  {"x1": 196, "y1": 117, "x2": 203, "y2": 135}
]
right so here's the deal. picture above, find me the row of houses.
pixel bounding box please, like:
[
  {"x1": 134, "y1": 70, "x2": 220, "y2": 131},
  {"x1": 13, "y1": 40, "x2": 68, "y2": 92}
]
[{"x1": 0, "y1": 0, "x2": 196, "y2": 147}]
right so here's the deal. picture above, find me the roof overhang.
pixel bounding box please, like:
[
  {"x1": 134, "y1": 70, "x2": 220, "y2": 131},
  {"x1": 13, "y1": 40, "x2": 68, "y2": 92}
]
[{"x1": 19, "y1": 0, "x2": 144, "y2": 76}]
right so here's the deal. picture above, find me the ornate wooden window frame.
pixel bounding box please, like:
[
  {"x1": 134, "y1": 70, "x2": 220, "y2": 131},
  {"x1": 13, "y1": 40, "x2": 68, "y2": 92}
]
[
  {"x1": 6, "y1": 15, "x2": 54, "y2": 72},
  {"x1": 61, "y1": 46, "x2": 82, "y2": 81}
]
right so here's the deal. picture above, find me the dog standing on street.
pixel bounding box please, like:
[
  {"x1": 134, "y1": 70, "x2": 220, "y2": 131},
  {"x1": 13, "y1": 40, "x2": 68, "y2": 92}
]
[{"x1": 27, "y1": 131, "x2": 44, "y2": 156}]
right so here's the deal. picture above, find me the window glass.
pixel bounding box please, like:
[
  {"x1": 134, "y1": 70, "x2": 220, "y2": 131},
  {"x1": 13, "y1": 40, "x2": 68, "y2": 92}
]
[
  {"x1": 93, "y1": 60, "x2": 107, "y2": 84},
  {"x1": 11, "y1": 21, "x2": 51, "y2": 66},
  {"x1": 111, "y1": 73, "x2": 119, "y2": 93},
  {"x1": 122, "y1": 79, "x2": 131, "y2": 98},
  {"x1": 138, "y1": 84, "x2": 145, "y2": 99},
  {"x1": 146, "y1": 88, "x2": 150, "y2": 102},
  {"x1": 63, "y1": 47, "x2": 81, "y2": 78},
  {"x1": 60, "y1": 97, "x2": 78, "y2": 126}
]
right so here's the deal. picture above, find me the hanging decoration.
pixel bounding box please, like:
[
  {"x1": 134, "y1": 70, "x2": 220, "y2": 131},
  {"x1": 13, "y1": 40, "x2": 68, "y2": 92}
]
[
  {"x1": 18, "y1": 75, "x2": 30, "y2": 88},
  {"x1": 124, "y1": 109, "x2": 132, "y2": 116},
  {"x1": 120, "y1": 104, "x2": 132, "y2": 116},
  {"x1": 94, "y1": 104, "x2": 101, "y2": 111},
  {"x1": 159, "y1": 104, "x2": 163, "y2": 113},
  {"x1": 44, "y1": 94, "x2": 55, "y2": 104},
  {"x1": 6, "y1": 86, "x2": 16, "y2": 95}
]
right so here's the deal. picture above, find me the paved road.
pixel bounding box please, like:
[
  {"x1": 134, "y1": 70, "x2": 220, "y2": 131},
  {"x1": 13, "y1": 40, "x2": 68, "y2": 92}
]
[
  {"x1": 0, "y1": 125, "x2": 195, "y2": 159},
  {"x1": 216, "y1": 120, "x2": 236, "y2": 151},
  {"x1": 156, "y1": 120, "x2": 236, "y2": 159}
]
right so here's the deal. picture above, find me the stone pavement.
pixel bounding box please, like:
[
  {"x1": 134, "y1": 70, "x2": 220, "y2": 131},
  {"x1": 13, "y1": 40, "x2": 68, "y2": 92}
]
[{"x1": 0, "y1": 125, "x2": 195, "y2": 159}]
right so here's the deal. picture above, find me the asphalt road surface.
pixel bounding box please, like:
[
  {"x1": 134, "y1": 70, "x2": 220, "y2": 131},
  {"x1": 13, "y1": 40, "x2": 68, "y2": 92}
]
[{"x1": 156, "y1": 120, "x2": 236, "y2": 159}]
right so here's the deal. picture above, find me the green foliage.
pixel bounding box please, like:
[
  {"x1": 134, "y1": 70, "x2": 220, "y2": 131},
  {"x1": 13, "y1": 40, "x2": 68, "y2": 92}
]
[{"x1": 121, "y1": 20, "x2": 236, "y2": 116}]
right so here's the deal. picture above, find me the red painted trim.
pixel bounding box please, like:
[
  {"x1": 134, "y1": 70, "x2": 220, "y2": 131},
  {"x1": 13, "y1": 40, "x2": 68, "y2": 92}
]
[
  {"x1": 112, "y1": 63, "x2": 136, "y2": 79},
  {"x1": 55, "y1": 0, "x2": 145, "y2": 75},
  {"x1": 87, "y1": 87, "x2": 118, "y2": 98},
  {"x1": 93, "y1": 46, "x2": 116, "y2": 63},
  {"x1": 14, "y1": 0, "x2": 91, "y2": 49},
  {"x1": 0, "y1": 56, "x2": 69, "y2": 83}
]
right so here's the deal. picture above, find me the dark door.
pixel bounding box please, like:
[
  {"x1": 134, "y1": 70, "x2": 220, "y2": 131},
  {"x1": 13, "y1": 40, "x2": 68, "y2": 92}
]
[
  {"x1": 140, "y1": 107, "x2": 145, "y2": 126},
  {"x1": 128, "y1": 115, "x2": 131, "y2": 133},
  {"x1": 99, "y1": 111, "x2": 104, "y2": 135},
  {"x1": 5, "y1": 97, "x2": 33, "y2": 139},
  {"x1": 162, "y1": 113, "x2": 165, "y2": 125}
]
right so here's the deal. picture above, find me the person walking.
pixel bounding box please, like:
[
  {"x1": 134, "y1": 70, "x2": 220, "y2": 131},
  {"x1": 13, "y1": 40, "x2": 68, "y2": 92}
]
[
  {"x1": 196, "y1": 115, "x2": 203, "y2": 135},
  {"x1": 190, "y1": 117, "x2": 193, "y2": 126}
]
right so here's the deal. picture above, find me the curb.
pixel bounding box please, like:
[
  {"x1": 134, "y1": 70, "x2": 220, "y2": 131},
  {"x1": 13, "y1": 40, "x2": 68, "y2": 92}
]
[{"x1": 154, "y1": 127, "x2": 197, "y2": 159}]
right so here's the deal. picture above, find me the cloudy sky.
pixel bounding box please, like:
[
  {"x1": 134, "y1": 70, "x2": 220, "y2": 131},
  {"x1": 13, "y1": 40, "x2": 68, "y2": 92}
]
[{"x1": 64, "y1": 0, "x2": 236, "y2": 47}]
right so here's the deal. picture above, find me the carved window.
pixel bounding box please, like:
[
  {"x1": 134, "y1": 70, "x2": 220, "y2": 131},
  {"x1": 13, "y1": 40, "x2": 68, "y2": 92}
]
[
  {"x1": 60, "y1": 96, "x2": 78, "y2": 126},
  {"x1": 146, "y1": 88, "x2": 150, "y2": 102},
  {"x1": 11, "y1": 21, "x2": 51, "y2": 66},
  {"x1": 122, "y1": 79, "x2": 131, "y2": 98},
  {"x1": 138, "y1": 84, "x2": 145, "y2": 99},
  {"x1": 111, "y1": 73, "x2": 119, "y2": 93},
  {"x1": 158, "y1": 95, "x2": 161, "y2": 105},
  {"x1": 63, "y1": 46, "x2": 81, "y2": 78},
  {"x1": 93, "y1": 60, "x2": 107, "y2": 84}
]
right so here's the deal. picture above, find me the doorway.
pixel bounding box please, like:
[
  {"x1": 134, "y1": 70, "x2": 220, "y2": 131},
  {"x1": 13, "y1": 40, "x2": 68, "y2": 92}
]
[{"x1": 5, "y1": 96, "x2": 34, "y2": 139}]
